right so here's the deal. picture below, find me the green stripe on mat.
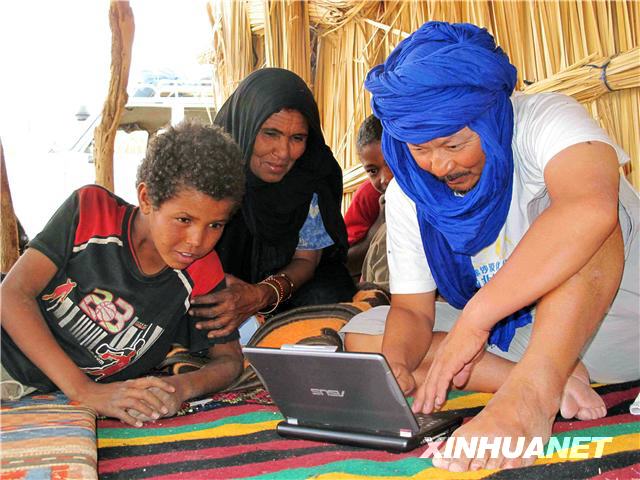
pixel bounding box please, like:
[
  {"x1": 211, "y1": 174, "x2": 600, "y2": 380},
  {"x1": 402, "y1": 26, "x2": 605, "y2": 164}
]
[
  {"x1": 552, "y1": 421, "x2": 640, "y2": 439},
  {"x1": 242, "y1": 457, "x2": 434, "y2": 480},
  {"x1": 238, "y1": 421, "x2": 638, "y2": 480},
  {"x1": 442, "y1": 390, "x2": 478, "y2": 400},
  {"x1": 97, "y1": 411, "x2": 281, "y2": 439},
  {"x1": 406, "y1": 389, "x2": 478, "y2": 408}
]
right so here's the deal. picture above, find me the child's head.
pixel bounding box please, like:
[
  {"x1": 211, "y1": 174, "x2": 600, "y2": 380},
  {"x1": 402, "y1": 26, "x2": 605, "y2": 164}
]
[
  {"x1": 137, "y1": 120, "x2": 244, "y2": 208},
  {"x1": 135, "y1": 121, "x2": 244, "y2": 271},
  {"x1": 356, "y1": 115, "x2": 393, "y2": 193}
]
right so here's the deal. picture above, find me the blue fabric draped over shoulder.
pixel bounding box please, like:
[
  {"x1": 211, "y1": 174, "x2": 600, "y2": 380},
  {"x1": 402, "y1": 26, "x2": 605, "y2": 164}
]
[{"x1": 364, "y1": 21, "x2": 531, "y2": 351}]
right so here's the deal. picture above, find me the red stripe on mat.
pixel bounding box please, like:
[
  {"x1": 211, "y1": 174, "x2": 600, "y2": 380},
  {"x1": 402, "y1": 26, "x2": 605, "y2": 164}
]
[
  {"x1": 97, "y1": 387, "x2": 636, "y2": 430},
  {"x1": 98, "y1": 403, "x2": 273, "y2": 429},
  {"x1": 589, "y1": 463, "x2": 640, "y2": 479},
  {"x1": 99, "y1": 438, "x2": 328, "y2": 474},
  {"x1": 552, "y1": 413, "x2": 638, "y2": 434},
  {"x1": 601, "y1": 388, "x2": 639, "y2": 409},
  {"x1": 146, "y1": 449, "x2": 414, "y2": 480}
]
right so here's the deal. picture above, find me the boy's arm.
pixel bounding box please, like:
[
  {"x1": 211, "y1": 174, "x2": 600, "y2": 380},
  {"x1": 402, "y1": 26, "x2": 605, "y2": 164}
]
[
  {"x1": 344, "y1": 183, "x2": 381, "y2": 244},
  {"x1": 347, "y1": 200, "x2": 386, "y2": 277},
  {"x1": 347, "y1": 238, "x2": 371, "y2": 277},
  {"x1": 382, "y1": 290, "x2": 437, "y2": 394},
  {"x1": 129, "y1": 340, "x2": 243, "y2": 420},
  {"x1": 161, "y1": 340, "x2": 243, "y2": 415},
  {"x1": 1, "y1": 248, "x2": 174, "y2": 425}
]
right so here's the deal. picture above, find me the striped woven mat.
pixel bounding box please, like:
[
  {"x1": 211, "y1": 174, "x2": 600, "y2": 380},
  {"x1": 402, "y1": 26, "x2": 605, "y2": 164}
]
[
  {"x1": 1, "y1": 393, "x2": 98, "y2": 480},
  {"x1": 97, "y1": 381, "x2": 640, "y2": 480}
]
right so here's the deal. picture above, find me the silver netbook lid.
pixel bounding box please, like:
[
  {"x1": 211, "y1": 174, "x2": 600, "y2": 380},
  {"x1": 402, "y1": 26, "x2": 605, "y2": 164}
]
[{"x1": 243, "y1": 345, "x2": 420, "y2": 436}]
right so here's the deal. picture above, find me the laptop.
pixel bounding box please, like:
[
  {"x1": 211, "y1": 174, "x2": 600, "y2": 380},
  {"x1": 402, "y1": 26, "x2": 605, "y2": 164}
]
[{"x1": 242, "y1": 344, "x2": 464, "y2": 452}]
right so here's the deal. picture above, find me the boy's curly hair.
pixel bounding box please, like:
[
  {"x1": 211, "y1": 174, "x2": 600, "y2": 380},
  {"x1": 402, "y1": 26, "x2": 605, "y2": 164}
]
[
  {"x1": 356, "y1": 114, "x2": 383, "y2": 152},
  {"x1": 136, "y1": 120, "x2": 245, "y2": 208}
]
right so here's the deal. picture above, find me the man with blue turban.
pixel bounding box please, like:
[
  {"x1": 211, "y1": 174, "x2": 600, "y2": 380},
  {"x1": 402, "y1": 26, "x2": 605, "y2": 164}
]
[{"x1": 343, "y1": 21, "x2": 638, "y2": 471}]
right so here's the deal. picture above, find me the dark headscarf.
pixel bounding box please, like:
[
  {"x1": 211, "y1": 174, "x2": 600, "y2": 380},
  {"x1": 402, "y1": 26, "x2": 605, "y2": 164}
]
[{"x1": 214, "y1": 68, "x2": 347, "y2": 283}]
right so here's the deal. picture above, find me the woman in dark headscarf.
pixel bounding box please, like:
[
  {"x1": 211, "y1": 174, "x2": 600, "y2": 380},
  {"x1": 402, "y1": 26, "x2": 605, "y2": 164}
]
[{"x1": 189, "y1": 68, "x2": 355, "y2": 336}]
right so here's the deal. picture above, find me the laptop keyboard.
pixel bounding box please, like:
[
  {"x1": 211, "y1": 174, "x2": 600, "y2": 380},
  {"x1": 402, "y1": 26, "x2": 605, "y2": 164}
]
[{"x1": 415, "y1": 413, "x2": 443, "y2": 431}]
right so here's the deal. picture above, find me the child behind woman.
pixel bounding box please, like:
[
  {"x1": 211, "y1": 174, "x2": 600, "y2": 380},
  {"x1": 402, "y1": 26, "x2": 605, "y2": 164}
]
[{"x1": 345, "y1": 115, "x2": 393, "y2": 288}]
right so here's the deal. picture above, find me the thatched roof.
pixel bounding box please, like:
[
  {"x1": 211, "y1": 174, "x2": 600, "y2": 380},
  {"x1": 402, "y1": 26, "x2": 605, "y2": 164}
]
[{"x1": 207, "y1": 0, "x2": 639, "y2": 201}]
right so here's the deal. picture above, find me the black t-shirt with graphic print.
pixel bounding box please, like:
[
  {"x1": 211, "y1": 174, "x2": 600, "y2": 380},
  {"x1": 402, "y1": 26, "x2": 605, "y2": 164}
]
[{"x1": 1, "y1": 185, "x2": 238, "y2": 392}]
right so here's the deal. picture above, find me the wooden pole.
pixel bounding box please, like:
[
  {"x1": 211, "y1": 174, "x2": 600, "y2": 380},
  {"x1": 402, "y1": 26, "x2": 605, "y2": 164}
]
[
  {"x1": 93, "y1": 0, "x2": 135, "y2": 191},
  {"x1": 0, "y1": 139, "x2": 20, "y2": 273}
]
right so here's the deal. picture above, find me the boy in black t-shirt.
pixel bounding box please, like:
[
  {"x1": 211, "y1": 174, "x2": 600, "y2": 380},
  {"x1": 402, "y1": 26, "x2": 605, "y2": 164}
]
[{"x1": 1, "y1": 121, "x2": 245, "y2": 427}]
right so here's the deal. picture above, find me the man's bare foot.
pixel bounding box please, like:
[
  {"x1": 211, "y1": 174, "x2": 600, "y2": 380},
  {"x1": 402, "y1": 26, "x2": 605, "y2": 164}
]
[
  {"x1": 560, "y1": 363, "x2": 606, "y2": 420},
  {"x1": 431, "y1": 377, "x2": 556, "y2": 472}
]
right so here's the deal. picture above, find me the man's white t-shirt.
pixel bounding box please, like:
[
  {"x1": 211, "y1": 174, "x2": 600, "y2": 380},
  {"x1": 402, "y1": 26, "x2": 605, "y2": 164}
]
[{"x1": 386, "y1": 92, "x2": 630, "y2": 295}]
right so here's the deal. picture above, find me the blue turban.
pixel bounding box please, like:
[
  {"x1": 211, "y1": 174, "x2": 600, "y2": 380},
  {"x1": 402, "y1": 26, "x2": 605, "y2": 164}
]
[{"x1": 365, "y1": 21, "x2": 531, "y2": 351}]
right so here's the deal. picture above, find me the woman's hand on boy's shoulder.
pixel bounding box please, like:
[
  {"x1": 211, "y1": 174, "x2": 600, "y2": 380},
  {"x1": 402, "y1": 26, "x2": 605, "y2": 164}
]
[
  {"x1": 75, "y1": 377, "x2": 176, "y2": 427},
  {"x1": 190, "y1": 274, "x2": 269, "y2": 338}
]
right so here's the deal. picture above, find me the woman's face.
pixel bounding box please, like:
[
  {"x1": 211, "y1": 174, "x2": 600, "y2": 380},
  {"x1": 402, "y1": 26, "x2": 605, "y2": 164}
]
[{"x1": 250, "y1": 109, "x2": 309, "y2": 183}]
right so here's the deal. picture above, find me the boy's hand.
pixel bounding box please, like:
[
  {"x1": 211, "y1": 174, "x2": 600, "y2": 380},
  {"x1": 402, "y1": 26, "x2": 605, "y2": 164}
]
[
  {"x1": 75, "y1": 377, "x2": 175, "y2": 427},
  {"x1": 412, "y1": 321, "x2": 488, "y2": 414},
  {"x1": 127, "y1": 386, "x2": 183, "y2": 422},
  {"x1": 369, "y1": 194, "x2": 386, "y2": 233},
  {"x1": 190, "y1": 274, "x2": 267, "y2": 337},
  {"x1": 377, "y1": 193, "x2": 386, "y2": 221},
  {"x1": 127, "y1": 375, "x2": 187, "y2": 422}
]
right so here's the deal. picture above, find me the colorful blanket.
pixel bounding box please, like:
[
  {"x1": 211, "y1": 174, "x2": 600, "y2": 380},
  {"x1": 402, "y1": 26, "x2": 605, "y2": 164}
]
[
  {"x1": 97, "y1": 381, "x2": 640, "y2": 480},
  {"x1": 0, "y1": 393, "x2": 98, "y2": 480}
]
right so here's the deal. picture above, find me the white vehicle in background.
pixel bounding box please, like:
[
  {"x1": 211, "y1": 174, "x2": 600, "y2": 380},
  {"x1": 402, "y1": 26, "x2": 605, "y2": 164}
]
[{"x1": 13, "y1": 69, "x2": 216, "y2": 238}]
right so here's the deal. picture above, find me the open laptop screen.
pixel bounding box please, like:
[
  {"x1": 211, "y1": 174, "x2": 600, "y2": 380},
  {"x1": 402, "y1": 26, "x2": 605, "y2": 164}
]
[{"x1": 243, "y1": 346, "x2": 421, "y2": 437}]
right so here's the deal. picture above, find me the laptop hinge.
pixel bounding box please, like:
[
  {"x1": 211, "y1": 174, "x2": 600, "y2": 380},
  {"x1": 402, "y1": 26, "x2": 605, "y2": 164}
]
[
  {"x1": 398, "y1": 429, "x2": 413, "y2": 438},
  {"x1": 287, "y1": 417, "x2": 299, "y2": 425},
  {"x1": 280, "y1": 344, "x2": 339, "y2": 352}
]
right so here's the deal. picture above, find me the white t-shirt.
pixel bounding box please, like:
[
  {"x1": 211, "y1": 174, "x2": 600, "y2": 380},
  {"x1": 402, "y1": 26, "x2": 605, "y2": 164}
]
[{"x1": 386, "y1": 92, "x2": 630, "y2": 295}]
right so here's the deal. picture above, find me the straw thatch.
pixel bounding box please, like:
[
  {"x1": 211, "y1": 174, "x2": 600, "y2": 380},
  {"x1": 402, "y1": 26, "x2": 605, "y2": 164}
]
[
  {"x1": 207, "y1": 0, "x2": 639, "y2": 208},
  {"x1": 523, "y1": 49, "x2": 639, "y2": 102}
]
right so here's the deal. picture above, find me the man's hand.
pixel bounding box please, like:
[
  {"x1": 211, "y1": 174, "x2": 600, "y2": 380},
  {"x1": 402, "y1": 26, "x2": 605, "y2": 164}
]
[
  {"x1": 412, "y1": 320, "x2": 489, "y2": 414},
  {"x1": 189, "y1": 274, "x2": 269, "y2": 338},
  {"x1": 389, "y1": 361, "x2": 417, "y2": 396},
  {"x1": 74, "y1": 377, "x2": 176, "y2": 426}
]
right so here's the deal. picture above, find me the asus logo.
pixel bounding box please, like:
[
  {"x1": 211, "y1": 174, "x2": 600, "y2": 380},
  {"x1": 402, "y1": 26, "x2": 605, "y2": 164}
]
[{"x1": 310, "y1": 388, "x2": 345, "y2": 397}]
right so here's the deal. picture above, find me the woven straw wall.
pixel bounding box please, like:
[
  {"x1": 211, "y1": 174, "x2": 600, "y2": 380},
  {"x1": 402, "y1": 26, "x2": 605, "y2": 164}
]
[{"x1": 207, "y1": 0, "x2": 640, "y2": 208}]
